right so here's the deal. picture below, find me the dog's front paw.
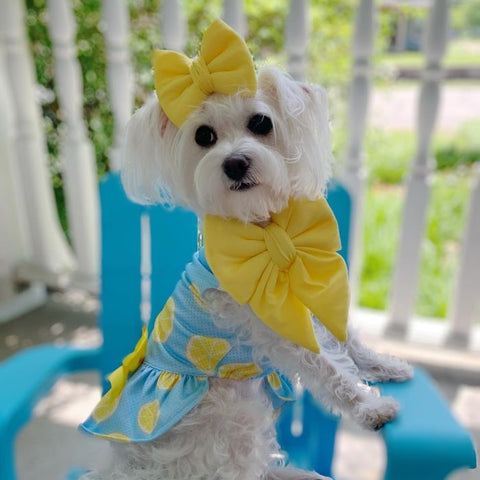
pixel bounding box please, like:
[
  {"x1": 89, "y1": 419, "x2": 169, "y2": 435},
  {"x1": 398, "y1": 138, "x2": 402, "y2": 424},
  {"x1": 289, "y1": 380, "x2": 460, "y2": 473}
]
[{"x1": 353, "y1": 396, "x2": 400, "y2": 431}]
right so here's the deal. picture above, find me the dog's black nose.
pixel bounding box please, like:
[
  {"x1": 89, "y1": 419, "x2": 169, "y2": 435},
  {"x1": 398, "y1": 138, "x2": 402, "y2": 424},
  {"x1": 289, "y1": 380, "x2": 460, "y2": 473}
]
[{"x1": 222, "y1": 154, "x2": 251, "y2": 182}]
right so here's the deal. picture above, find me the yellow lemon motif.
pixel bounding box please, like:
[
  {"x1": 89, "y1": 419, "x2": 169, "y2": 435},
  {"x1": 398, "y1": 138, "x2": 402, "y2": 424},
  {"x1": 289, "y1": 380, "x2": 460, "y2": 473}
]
[
  {"x1": 96, "y1": 432, "x2": 131, "y2": 443},
  {"x1": 218, "y1": 362, "x2": 262, "y2": 380},
  {"x1": 92, "y1": 390, "x2": 120, "y2": 423},
  {"x1": 157, "y1": 371, "x2": 181, "y2": 390},
  {"x1": 152, "y1": 297, "x2": 175, "y2": 343},
  {"x1": 267, "y1": 372, "x2": 282, "y2": 390},
  {"x1": 186, "y1": 336, "x2": 231, "y2": 375},
  {"x1": 190, "y1": 283, "x2": 207, "y2": 310},
  {"x1": 138, "y1": 399, "x2": 160, "y2": 434},
  {"x1": 266, "y1": 372, "x2": 293, "y2": 401}
]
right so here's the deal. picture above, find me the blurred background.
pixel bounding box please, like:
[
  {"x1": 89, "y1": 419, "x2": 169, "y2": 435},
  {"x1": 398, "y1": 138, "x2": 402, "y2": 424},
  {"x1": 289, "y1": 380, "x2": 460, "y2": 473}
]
[
  {"x1": 0, "y1": 0, "x2": 479, "y2": 479},
  {"x1": 22, "y1": 0, "x2": 480, "y2": 321}
]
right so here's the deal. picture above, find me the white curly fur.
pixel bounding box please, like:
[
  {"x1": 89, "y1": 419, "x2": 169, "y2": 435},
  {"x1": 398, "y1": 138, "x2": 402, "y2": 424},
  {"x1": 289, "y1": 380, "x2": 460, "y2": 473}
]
[{"x1": 84, "y1": 66, "x2": 413, "y2": 480}]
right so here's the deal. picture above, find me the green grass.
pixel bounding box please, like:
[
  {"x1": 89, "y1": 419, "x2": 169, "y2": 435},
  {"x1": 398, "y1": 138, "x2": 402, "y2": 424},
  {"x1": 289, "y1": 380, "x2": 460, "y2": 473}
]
[
  {"x1": 378, "y1": 39, "x2": 480, "y2": 69},
  {"x1": 363, "y1": 120, "x2": 480, "y2": 185},
  {"x1": 358, "y1": 125, "x2": 477, "y2": 319},
  {"x1": 359, "y1": 185, "x2": 404, "y2": 311}
]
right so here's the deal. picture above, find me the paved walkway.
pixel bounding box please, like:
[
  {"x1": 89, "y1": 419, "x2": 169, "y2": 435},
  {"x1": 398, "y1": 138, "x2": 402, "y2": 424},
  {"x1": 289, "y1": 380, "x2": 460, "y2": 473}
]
[{"x1": 370, "y1": 84, "x2": 480, "y2": 132}]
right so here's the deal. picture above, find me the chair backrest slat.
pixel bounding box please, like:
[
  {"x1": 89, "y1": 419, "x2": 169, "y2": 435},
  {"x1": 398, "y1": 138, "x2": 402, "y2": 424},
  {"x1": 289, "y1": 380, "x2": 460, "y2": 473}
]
[
  {"x1": 149, "y1": 205, "x2": 198, "y2": 325},
  {"x1": 326, "y1": 180, "x2": 352, "y2": 267},
  {"x1": 99, "y1": 173, "x2": 198, "y2": 388},
  {"x1": 99, "y1": 173, "x2": 144, "y2": 387}
]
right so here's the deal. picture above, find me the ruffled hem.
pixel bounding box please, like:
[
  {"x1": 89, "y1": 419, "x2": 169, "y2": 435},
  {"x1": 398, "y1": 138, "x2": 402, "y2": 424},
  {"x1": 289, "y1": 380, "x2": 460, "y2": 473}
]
[
  {"x1": 80, "y1": 363, "x2": 209, "y2": 443},
  {"x1": 80, "y1": 364, "x2": 294, "y2": 443}
]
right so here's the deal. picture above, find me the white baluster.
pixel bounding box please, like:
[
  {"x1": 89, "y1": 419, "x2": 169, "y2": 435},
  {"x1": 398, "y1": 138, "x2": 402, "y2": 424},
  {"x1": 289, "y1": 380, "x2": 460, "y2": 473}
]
[
  {"x1": 387, "y1": 0, "x2": 450, "y2": 337},
  {"x1": 0, "y1": 42, "x2": 28, "y2": 294},
  {"x1": 0, "y1": 0, "x2": 75, "y2": 287},
  {"x1": 102, "y1": 0, "x2": 134, "y2": 172},
  {"x1": 446, "y1": 167, "x2": 480, "y2": 348},
  {"x1": 285, "y1": 0, "x2": 310, "y2": 81},
  {"x1": 341, "y1": 0, "x2": 375, "y2": 305},
  {"x1": 161, "y1": 0, "x2": 186, "y2": 51},
  {"x1": 222, "y1": 0, "x2": 247, "y2": 38},
  {"x1": 47, "y1": 0, "x2": 100, "y2": 291},
  {"x1": 0, "y1": 40, "x2": 47, "y2": 322}
]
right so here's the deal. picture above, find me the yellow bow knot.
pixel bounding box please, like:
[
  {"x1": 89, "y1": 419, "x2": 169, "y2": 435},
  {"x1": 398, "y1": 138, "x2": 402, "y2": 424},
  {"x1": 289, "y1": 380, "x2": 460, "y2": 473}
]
[
  {"x1": 190, "y1": 55, "x2": 215, "y2": 95},
  {"x1": 264, "y1": 223, "x2": 297, "y2": 271},
  {"x1": 153, "y1": 19, "x2": 257, "y2": 127},
  {"x1": 106, "y1": 326, "x2": 148, "y2": 401},
  {"x1": 203, "y1": 198, "x2": 350, "y2": 353}
]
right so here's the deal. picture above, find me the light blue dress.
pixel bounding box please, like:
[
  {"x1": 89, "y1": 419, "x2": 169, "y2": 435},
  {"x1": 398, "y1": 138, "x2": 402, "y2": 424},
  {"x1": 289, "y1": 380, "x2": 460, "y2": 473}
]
[{"x1": 80, "y1": 248, "x2": 294, "y2": 443}]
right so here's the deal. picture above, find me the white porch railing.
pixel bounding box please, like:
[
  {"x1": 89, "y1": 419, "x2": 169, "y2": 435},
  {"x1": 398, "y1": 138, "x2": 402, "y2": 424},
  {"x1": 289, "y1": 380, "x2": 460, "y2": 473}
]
[{"x1": 0, "y1": 0, "x2": 478, "y2": 354}]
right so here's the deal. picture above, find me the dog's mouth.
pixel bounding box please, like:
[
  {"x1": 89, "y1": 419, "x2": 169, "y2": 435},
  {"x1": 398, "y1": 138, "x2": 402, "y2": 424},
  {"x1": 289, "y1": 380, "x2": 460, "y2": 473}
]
[{"x1": 229, "y1": 181, "x2": 258, "y2": 192}]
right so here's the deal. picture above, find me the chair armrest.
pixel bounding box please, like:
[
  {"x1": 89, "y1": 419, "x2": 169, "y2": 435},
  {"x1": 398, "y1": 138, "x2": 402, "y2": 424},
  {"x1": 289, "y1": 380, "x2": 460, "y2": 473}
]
[
  {"x1": 0, "y1": 344, "x2": 101, "y2": 434},
  {"x1": 380, "y1": 366, "x2": 477, "y2": 480},
  {"x1": 0, "y1": 344, "x2": 101, "y2": 480}
]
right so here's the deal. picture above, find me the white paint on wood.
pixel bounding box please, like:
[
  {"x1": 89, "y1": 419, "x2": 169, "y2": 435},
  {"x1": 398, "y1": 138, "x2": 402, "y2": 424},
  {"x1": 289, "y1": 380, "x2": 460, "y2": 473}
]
[
  {"x1": 0, "y1": 282, "x2": 47, "y2": 324},
  {"x1": 387, "y1": 0, "x2": 450, "y2": 337},
  {"x1": 341, "y1": 0, "x2": 375, "y2": 305},
  {"x1": 0, "y1": 0, "x2": 76, "y2": 287},
  {"x1": 161, "y1": 0, "x2": 186, "y2": 52},
  {"x1": 102, "y1": 0, "x2": 134, "y2": 172},
  {"x1": 0, "y1": 41, "x2": 31, "y2": 304},
  {"x1": 222, "y1": 0, "x2": 247, "y2": 38},
  {"x1": 47, "y1": 0, "x2": 100, "y2": 292},
  {"x1": 446, "y1": 168, "x2": 480, "y2": 348},
  {"x1": 285, "y1": 0, "x2": 310, "y2": 81}
]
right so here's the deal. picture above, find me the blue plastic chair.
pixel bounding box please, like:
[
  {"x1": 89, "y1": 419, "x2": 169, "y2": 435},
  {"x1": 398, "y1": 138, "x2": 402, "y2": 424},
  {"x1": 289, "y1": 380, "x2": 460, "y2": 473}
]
[{"x1": 0, "y1": 173, "x2": 476, "y2": 480}]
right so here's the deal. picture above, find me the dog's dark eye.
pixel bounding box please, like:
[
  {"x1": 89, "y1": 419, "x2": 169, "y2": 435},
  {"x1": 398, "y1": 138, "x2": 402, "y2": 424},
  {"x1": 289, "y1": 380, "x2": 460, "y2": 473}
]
[
  {"x1": 247, "y1": 114, "x2": 273, "y2": 136},
  {"x1": 195, "y1": 125, "x2": 217, "y2": 148}
]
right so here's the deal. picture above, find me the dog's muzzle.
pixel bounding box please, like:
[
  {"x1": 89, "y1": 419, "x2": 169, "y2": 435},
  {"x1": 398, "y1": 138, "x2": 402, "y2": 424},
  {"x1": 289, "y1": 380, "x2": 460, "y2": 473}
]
[
  {"x1": 223, "y1": 154, "x2": 257, "y2": 191},
  {"x1": 223, "y1": 154, "x2": 250, "y2": 181}
]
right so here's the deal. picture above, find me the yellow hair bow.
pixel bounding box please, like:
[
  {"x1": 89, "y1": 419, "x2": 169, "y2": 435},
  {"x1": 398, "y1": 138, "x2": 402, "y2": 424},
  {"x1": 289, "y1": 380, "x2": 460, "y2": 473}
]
[
  {"x1": 203, "y1": 198, "x2": 350, "y2": 353},
  {"x1": 153, "y1": 19, "x2": 257, "y2": 127}
]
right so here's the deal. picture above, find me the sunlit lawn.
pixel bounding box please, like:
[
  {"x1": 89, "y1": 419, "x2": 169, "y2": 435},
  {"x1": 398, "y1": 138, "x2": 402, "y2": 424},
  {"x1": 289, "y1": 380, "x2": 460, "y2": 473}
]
[
  {"x1": 378, "y1": 39, "x2": 480, "y2": 69},
  {"x1": 355, "y1": 123, "x2": 479, "y2": 319}
]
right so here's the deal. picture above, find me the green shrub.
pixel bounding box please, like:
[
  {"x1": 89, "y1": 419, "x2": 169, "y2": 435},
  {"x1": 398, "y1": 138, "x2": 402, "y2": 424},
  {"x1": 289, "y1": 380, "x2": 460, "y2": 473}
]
[{"x1": 436, "y1": 120, "x2": 480, "y2": 170}]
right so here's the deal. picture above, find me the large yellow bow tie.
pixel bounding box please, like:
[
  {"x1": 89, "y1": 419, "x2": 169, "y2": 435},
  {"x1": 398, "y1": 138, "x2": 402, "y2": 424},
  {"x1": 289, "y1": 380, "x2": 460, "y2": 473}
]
[
  {"x1": 153, "y1": 19, "x2": 257, "y2": 127},
  {"x1": 203, "y1": 198, "x2": 350, "y2": 353}
]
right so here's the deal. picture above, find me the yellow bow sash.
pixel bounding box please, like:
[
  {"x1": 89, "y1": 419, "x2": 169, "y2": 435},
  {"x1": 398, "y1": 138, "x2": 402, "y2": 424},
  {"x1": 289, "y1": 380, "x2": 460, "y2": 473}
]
[
  {"x1": 153, "y1": 19, "x2": 257, "y2": 127},
  {"x1": 203, "y1": 198, "x2": 350, "y2": 353},
  {"x1": 105, "y1": 326, "x2": 148, "y2": 401}
]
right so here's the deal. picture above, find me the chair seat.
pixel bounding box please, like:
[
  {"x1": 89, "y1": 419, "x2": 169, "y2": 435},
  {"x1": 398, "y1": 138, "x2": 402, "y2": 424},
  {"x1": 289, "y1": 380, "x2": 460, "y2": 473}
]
[{"x1": 380, "y1": 367, "x2": 477, "y2": 480}]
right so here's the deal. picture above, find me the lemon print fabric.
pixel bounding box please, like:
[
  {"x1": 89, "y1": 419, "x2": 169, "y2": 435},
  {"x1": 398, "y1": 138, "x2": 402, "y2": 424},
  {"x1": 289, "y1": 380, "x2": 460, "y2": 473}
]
[
  {"x1": 267, "y1": 372, "x2": 282, "y2": 390},
  {"x1": 96, "y1": 432, "x2": 131, "y2": 443},
  {"x1": 138, "y1": 400, "x2": 161, "y2": 434},
  {"x1": 186, "y1": 335, "x2": 231, "y2": 375},
  {"x1": 152, "y1": 297, "x2": 175, "y2": 343},
  {"x1": 157, "y1": 371, "x2": 181, "y2": 390},
  {"x1": 79, "y1": 248, "x2": 295, "y2": 444},
  {"x1": 190, "y1": 283, "x2": 207, "y2": 310},
  {"x1": 92, "y1": 389, "x2": 120, "y2": 423},
  {"x1": 218, "y1": 362, "x2": 262, "y2": 380},
  {"x1": 265, "y1": 371, "x2": 295, "y2": 406}
]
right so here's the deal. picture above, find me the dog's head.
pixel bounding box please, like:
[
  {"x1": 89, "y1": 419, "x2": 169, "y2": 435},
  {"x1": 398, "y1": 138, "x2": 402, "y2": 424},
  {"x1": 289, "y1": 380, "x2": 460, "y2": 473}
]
[{"x1": 121, "y1": 66, "x2": 333, "y2": 223}]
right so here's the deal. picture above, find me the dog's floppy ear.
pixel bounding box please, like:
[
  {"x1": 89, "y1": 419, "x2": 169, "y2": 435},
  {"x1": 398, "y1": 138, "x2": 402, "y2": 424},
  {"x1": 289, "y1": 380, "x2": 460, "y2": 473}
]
[
  {"x1": 258, "y1": 66, "x2": 329, "y2": 119},
  {"x1": 121, "y1": 96, "x2": 176, "y2": 205},
  {"x1": 258, "y1": 65, "x2": 333, "y2": 198},
  {"x1": 258, "y1": 66, "x2": 303, "y2": 118}
]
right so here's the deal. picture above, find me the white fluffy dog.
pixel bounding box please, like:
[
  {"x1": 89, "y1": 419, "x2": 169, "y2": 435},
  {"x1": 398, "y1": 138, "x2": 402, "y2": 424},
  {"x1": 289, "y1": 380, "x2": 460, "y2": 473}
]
[{"x1": 86, "y1": 66, "x2": 413, "y2": 480}]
